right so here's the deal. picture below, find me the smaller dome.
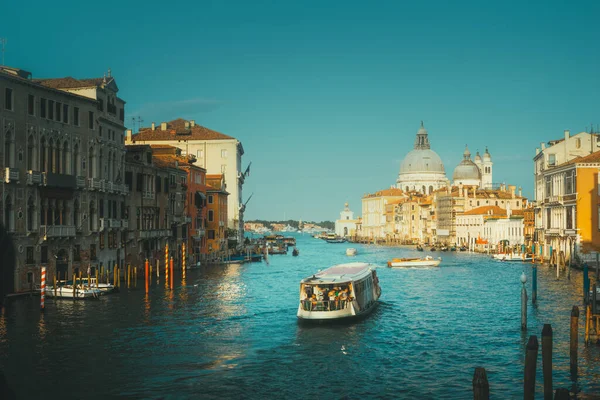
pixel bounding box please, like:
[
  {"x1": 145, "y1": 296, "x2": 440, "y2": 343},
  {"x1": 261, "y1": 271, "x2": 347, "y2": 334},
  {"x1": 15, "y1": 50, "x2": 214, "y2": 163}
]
[
  {"x1": 483, "y1": 147, "x2": 491, "y2": 162},
  {"x1": 453, "y1": 146, "x2": 481, "y2": 181},
  {"x1": 474, "y1": 151, "x2": 482, "y2": 162}
]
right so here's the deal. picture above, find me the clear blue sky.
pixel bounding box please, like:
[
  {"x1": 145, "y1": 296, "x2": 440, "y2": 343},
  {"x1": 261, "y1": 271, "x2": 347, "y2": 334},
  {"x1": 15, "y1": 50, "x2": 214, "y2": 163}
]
[{"x1": 4, "y1": 0, "x2": 600, "y2": 221}]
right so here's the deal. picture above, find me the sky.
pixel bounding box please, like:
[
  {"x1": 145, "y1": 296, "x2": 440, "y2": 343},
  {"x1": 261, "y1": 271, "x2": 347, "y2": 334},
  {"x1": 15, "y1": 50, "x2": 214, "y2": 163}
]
[{"x1": 3, "y1": 0, "x2": 600, "y2": 221}]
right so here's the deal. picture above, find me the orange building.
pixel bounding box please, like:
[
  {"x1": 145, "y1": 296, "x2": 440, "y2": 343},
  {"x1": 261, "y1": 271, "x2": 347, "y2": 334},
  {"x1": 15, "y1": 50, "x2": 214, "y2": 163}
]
[
  {"x1": 572, "y1": 152, "x2": 600, "y2": 253},
  {"x1": 206, "y1": 174, "x2": 229, "y2": 258},
  {"x1": 180, "y1": 163, "x2": 208, "y2": 265}
]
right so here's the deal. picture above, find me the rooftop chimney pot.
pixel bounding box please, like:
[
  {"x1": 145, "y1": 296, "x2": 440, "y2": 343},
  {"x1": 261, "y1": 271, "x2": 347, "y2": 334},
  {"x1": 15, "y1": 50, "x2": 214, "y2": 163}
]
[
  {"x1": 190, "y1": 120, "x2": 195, "y2": 127},
  {"x1": 160, "y1": 122, "x2": 167, "y2": 131},
  {"x1": 564, "y1": 130, "x2": 570, "y2": 140},
  {"x1": 151, "y1": 122, "x2": 155, "y2": 131}
]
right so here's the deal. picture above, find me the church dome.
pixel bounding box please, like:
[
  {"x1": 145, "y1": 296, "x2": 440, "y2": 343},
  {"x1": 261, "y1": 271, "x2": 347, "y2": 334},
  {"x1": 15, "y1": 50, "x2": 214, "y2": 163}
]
[
  {"x1": 483, "y1": 147, "x2": 492, "y2": 162},
  {"x1": 474, "y1": 151, "x2": 482, "y2": 163},
  {"x1": 453, "y1": 146, "x2": 481, "y2": 181},
  {"x1": 400, "y1": 149, "x2": 445, "y2": 174}
]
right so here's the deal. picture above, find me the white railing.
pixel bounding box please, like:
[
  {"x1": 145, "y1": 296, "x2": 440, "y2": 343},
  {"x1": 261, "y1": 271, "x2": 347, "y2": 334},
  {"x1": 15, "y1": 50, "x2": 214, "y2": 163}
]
[
  {"x1": 109, "y1": 219, "x2": 121, "y2": 229},
  {"x1": 76, "y1": 176, "x2": 86, "y2": 188},
  {"x1": 122, "y1": 220, "x2": 129, "y2": 229},
  {"x1": 193, "y1": 228, "x2": 205, "y2": 239},
  {"x1": 4, "y1": 167, "x2": 19, "y2": 183},
  {"x1": 88, "y1": 178, "x2": 103, "y2": 191},
  {"x1": 139, "y1": 229, "x2": 171, "y2": 239},
  {"x1": 142, "y1": 191, "x2": 155, "y2": 200},
  {"x1": 40, "y1": 225, "x2": 76, "y2": 238},
  {"x1": 184, "y1": 216, "x2": 192, "y2": 223},
  {"x1": 99, "y1": 218, "x2": 106, "y2": 231},
  {"x1": 27, "y1": 170, "x2": 42, "y2": 185}
]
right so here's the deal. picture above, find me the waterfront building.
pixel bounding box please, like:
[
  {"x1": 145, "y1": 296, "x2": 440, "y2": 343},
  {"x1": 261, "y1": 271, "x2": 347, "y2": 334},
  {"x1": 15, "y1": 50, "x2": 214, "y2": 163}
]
[
  {"x1": 361, "y1": 188, "x2": 404, "y2": 239},
  {"x1": 150, "y1": 145, "x2": 208, "y2": 266},
  {"x1": 123, "y1": 144, "x2": 187, "y2": 268},
  {"x1": 534, "y1": 130, "x2": 600, "y2": 262},
  {"x1": 335, "y1": 202, "x2": 360, "y2": 237},
  {"x1": 418, "y1": 197, "x2": 436, "y2": 244},
  {"x1": 482, "y1": 205, "x2": 524, "y2": 249},
  {"x1": 126, "y1": 118, "x2": 249, "y2": 242},
  {"x1": 206, "y1": 174, "x2": 229, "y2": 257},
  {"x1": 456, "y1": 205, "x2": 524, "y2": 251},
  {"x1": 523, "y1": 203, "x2": 535, "y2": 247},
  {"x1": 436, "y1": 184, "x2": 526, "y2": 245},
  {"x1": 1, "y1": 66, "x2": 127, "y2": 292}
]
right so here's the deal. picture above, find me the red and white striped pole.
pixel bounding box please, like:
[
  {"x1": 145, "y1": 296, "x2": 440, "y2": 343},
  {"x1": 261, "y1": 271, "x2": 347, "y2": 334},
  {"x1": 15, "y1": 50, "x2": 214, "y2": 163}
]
[{"x1": 40, "y1": 266, "x2": 46, "y2": 311}]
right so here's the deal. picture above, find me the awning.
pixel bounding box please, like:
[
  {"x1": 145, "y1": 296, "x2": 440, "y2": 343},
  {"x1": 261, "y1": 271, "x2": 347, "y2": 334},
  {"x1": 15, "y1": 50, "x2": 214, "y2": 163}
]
[
  {"x1": 195, "y1": 192, "x2": 206, "y2": 208},
  {"x1": 196, "y1": 191, "x2": 206, "y2": 199}
]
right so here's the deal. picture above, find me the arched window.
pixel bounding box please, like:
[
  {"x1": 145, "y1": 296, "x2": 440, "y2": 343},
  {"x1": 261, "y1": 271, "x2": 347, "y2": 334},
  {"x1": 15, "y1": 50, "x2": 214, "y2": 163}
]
[
  {"x1": 40, "y1": 137, "x2": 47, "y2": 173},
  {"x1": 73, "y1": 143, "x2": 79, "y2": 176},
  {"x1": 48, "y1": 138, "x2": 56, "y2": 173},
  {"x1": 27, "y1": 135, "x2": 35, "y2": 171},
  {"x1": 89, "y1": 201, "x2": 96, "y2": 231},
  {"x1": 344, "y1": 227, "x2": 348, "y2": 236},
  {"x1": 4, "y1": 195, "x2": 13, "y2": 231},
  {"x1": 429, "y1": 185, "x2": 433, "y2": 194},
  {"x1": 88, "y1": 147, "x2": 94, "y2": 179},
  {"x1": 62, "y1": 141, "x2": 68, "y2": 174},
  {"x1": 27, "y1": 196, "x2": 35, "y2": 231},
  {"x1": 4, "y1": 130, "x2": 13, "y2": 168},
  {"x1": 422, "y1": 185, "x2": 426, "y2": 193},
  {"x1": 73, "y1": 199, "x2": 80, "y2": 229},
  {"x1": 99, "y1": 149, "x2": 103, "y2": 179},
  {"x1": 405, "y1": 186, "x2": 409, "y2": 192}
]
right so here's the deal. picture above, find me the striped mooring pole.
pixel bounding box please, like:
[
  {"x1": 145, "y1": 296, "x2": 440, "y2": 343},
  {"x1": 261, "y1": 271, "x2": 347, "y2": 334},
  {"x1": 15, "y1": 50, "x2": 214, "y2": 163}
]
[
  {"x1": 182, "y1": 243, "x2": 186, "y2": 279},
  {"x1": 40, "y1": 266, "x2": 46, "y2": 311},
  {"x1": 165, "y1": 243, "x2": 169, "y2": 282}
]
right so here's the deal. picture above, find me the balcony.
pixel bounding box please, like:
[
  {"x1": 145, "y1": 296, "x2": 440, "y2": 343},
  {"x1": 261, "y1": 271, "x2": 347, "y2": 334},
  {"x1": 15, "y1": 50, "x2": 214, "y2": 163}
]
[
  {"x1": 109, "y1": 219, "x2": 121, "y2": 229},
  {"x1": 139, "y1": 229, "x2": 171, "y2": 239},
  {"x1": 88, "y1": 178, "x2": 103, "y2": 191},
  {"x1": 192, "y1": 228, "x2": 205, "y2": 239},
  {"x1": 544, "y1": 195, "x2": 563, "y2": 205},
  {"x1": 27, "y1": 170, "x2": 42, "y2": 185},
  {"x1": 142, "y1": 191, "x2": 155, "y2": 200},
  {"x1": 545, "y1": 228, "x2": 561, "y2": 236},
  {"x1": 43, "y1": 172, "x2": 77, "y2": 189},
  {"x1": 184, "y1": 216, "x2": 192, "y2": 223},
  {"x1": 105, "y1": 181, "x2": 114, "y2": 193},
  {"x1": 76, "y1": 176, "x2": 86, "y2": 189},
  {"x1": 172, "y1": 215, "x2": 184, "y2": 224},
  {"x1": 121, "y1": 220, "x2": 129, "y2": 229},
  {"x1": 219, "y1": 221, "x2": 225, "y2": 227},
  {"x1": 4, "y1": 167, "x2": 19, "y2": 183},
  {"x1": 40, "y1": 225, "x2": 76, "y2": 239}
]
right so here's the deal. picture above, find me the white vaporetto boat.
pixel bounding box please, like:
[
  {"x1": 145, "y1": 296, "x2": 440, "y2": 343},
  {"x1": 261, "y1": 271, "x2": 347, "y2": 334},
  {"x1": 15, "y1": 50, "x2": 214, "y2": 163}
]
[
  {"x1": 493, "y1": 253, "x2": 533, "y2": 262},
  {"x1": 346, "y1": 248, "x2": 357, "y2": 256},
  {"x1": 297, "y1": 262, "x2": 382, "y2": 322},
  {"x1": 45, "y1": 285, "x2": 102, "y2": 299},
  {"x1": 387, "y1": 256, "x2": 441, "y2": 268}
]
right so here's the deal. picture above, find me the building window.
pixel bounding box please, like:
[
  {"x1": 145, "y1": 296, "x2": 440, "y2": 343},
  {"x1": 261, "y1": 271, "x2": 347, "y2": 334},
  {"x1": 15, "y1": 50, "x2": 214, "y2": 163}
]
[
  {"x1": 221, "y1": 149, "x2": 228, "y2": 158},
  {"x1": 546, "y1": 208, "x2": 552, "y2": 228},
  {"x1": 4, "y1": 88, "x2": 13, "y2": 110},
  {"x1": 90, "y1": 244, "x2": 97, "y2": 261},
  {"x1": 26, "y1": 246, "x2": 35, "y2": 264},
  {"x1": 56, "y1": 102, "x2": 61, "y2": 121},
  {"x1": 74, "y1": 107, "x2": 79, "y2": 125},
  {"x1": 208, "y1": 210, "x2": 214, "y2": 222},
  {"x1": 197, "y1": 150, "x2": 204, "y2": 158},
  {"x1": 208, "y1": 195, "x2": 213, "y2": 204},
  {"x1": 48, "y1": 100, "x2": 54, "y2": 119},
  {"x1": 41, "y1": 246, "x2": 48, "y2": 263},
  {"x1": 88, "y1": 111, "x2": 94, "y2": 129},
  {"x1": 73, "y1": 245, "x2": 81, "y2": 262},
  {"x1": 545, "y1": 176, "x2": 552, "y2": 197},
  {"x1": 28, "y1": 94, "x2": 35, "y2": 115},
  {"x1": 576, "y1": 138, "x2": 581, "y2": 149},
  {"x1": 564, "y1": 170, "x2": 576, "y2": 195},
  {"x1": 548, "y1": 154, "x2": 556, "y2": 167},
  {"x1": 63, "y1": 104, "x2": 69, "y2": 123},
  {"x1": 566, "y1": 207, "x2": 573, "y2": 230},
  {"x1": 41, "y1": 98, "x2": 47, "y2": 118},
  {"x1": 208, "y1": 230, "x2": 215, "y2": 239},
  {"x1": 221, "y1": 164, "x2": 227, "y2": 173}
]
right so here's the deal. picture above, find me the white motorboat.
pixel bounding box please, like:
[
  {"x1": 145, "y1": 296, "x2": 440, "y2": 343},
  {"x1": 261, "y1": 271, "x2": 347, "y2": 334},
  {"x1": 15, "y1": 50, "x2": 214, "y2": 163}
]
[
  {"x1": 346, "y1": 248, "x2": 357, "y2": 256},
  {"x1": 44, "y1": 285, "x2": 101, "y2": 299},
  {"x1": 387, "y1": 256, "x2": 441, "y2": 268},
  {"x1": 297, "y1": 262, "x2": 381, "y2": 322},
  {"x1": 79, "y1": 278, "x2": 116, "y2": 294},
  {"x1": 493, "y1": 253, "x2": 532, "y2": 262}
]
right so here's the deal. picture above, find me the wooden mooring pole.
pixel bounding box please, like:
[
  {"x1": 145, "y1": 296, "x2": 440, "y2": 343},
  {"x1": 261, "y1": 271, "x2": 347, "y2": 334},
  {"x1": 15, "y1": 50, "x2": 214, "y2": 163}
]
[
  {"x1": 583, "y1": 263, "x2": 590, "y2": 304},
  {"x1": 542, "y1": 324, "x2": 553, "y2": 400},
  {"x1": 472, "y1": 367, "x2": 489, "y2": 400},
  {"x1": 532, "y1": 266, "x2": 537, "y2": 304},
  {"x1": 524, "y1": 335, "x2": 538, "y2": 400},
  {"x1": 554, "y1": 388, "x2": 570, "y2": 400},
  {"x1": 570, "y1": 306, "x2": 579, "y2": 380}
]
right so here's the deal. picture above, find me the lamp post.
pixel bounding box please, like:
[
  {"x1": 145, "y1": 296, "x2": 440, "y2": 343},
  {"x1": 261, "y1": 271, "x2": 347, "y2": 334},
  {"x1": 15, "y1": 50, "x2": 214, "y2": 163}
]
[{"x1": 521, "y1": 271, "x2": 528, "y2": 331}]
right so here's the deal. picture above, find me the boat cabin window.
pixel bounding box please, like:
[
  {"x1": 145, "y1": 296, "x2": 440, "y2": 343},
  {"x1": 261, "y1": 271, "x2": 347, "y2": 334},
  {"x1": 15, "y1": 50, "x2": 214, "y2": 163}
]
[{"x1": 300, "y1": 283, "x2": 354, "y2": 312}]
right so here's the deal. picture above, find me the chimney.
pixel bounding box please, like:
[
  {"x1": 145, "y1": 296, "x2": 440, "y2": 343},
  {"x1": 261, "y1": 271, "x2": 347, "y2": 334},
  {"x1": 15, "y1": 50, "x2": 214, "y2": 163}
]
[
  {"x1": 541, "y1": 142, "x2": 546, "y2": 150},
  {"x1": 564, "y1": 130, "x2": 570, "y2": 140},
  {"x1": 185, "y1": 121, "x2": 190, "y2": 129},
  {"x1": 126, "y1": 129, "x2": 132, "y2": 143},
  {"x1": 509, "y1": 185, "x2": 516, "y2": 198},
  {"x1": 151, "y1": 122, "x2": 155, "y2": 131},
  {"x1": 160, "y1": 122, "x2": 167, "y2": 131},
  {"x1": 190, "y1": 120, "x2": 195, "y2": 127},
  {"x1": 518, "y1": 187, "x2": 522, "y2": 197},
  {"x1": 536, "y1": 148, "x2": 540, "y2": 155}
]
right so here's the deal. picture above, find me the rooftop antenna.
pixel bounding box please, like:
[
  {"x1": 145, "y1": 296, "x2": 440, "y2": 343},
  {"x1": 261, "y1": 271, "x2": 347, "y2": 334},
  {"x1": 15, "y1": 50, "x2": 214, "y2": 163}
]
[
  {"x1": 131, "y1": 117, "x2": 136, "y2": 133},
  {"x1": 137, "y1": 116, "x2": 143, "y2": 130},
  {"x1": 0, "y1": 38, "x2": 6, "y2": 66}
]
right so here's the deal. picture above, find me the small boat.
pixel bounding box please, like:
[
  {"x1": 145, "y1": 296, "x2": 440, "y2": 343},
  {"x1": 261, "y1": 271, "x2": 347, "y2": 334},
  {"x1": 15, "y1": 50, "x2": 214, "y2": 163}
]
[
  {"x1": 430, "y1": 247, "x2": 437, "y2": 252},
  {"x1": 493, "y1": 253, "x2": 533, "y2": 262},
  {"x1": 387, "y1": 256, "x2": 442, "y2": 268},
  {"x1": 459, "y1": 246, "x2": 467, "y2": 252},
  {"x1": 346, "y1": 248, "x2": 357, "y2": 256},
  {"x1": 440, "y1": 246, "x2": 448, "y2": 252},
  {"x1": 45, "y1": 284, "x2": 102, "y2": 299},
  {"x1": 78, "y1": 278, "x2": 116, "y2": 294},
  {"x1": 292, "y1": 248, "x2": 299, "y2": 257},
  {"x1": 416, "y1": 245, "x2": 424, "y2": 252},
  {"x1": 326, "y1": 237, "x2": 347, "y2": 243},
  {"x1": 450, "y1": 247, "x2": 457, "y2": 252},
  {"x1": 297, "y1": 262, "x2": 382, "y2": 322}
]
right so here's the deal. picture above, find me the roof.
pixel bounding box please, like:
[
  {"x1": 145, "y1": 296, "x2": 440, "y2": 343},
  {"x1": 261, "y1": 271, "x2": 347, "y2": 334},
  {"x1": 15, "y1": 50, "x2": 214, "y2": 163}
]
[
  {"x1": 570, "y1": 151, "x2": 600, "y2": 165},
  {"x1": 301, "y1": 263, "x2": 373, "y2": 284},
  {"x1": 34, "y1": 76, "x2": 113, "y2": 89},
  {"x1": 152, "y1": 155, "x2": 188, "y2": 170},
  {"x1": 364, "y1": 188, "x2": 404, "y2": 198},
  {"x1": 462, "y1": 206, "x2": 507, "y2": 216},
  {"x1": 132, "y1": 118, "x2": 235, "y2": 142}
]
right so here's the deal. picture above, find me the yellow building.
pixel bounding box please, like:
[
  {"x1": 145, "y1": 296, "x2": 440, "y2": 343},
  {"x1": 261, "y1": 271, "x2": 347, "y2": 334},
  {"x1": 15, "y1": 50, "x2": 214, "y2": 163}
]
[
  {"x1": 573, "y1": 152, "x2": 600, "y2": 254},
  {"x1": 206, "y1": 174, "x2": 229, "y2": 259}
]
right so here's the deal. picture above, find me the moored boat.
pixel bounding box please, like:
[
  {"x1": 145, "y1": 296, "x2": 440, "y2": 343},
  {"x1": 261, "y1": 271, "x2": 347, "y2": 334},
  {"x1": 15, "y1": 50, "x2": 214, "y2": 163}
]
[
  {"x1": 387, "y1": 256, "x2": 442, "y2": 268},
  {"x1": 416, "y1": 245, "x2": 424, "y2": 251},
  {"x1": 45, "y1": 284, "x2": 102, "y2": 299},
  {"x1": 346, "y1": 248, "x2": 357, "y2": 256},
  {"x1": 297, "y1": 262, "x2": 381, "y2": 322},
  {"x1": 493, "y1": 253, "x2": 532, "y2": 262},
  {"x1": 292, "y1": 248, "x2": 299, "y2": 256}
]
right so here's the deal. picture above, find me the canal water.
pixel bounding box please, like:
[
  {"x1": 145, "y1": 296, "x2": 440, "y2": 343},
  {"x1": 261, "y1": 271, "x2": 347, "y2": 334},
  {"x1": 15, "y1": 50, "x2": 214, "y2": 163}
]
[{"x1": 0, "y1": 234, "x2": 599, "y2": 399}]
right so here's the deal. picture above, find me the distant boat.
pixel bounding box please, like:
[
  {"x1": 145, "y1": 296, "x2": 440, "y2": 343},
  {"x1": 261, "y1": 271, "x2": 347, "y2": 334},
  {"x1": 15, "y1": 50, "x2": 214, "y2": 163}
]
[
  {"x1": 493, "y1": 253, "x2": 532, "y2": 262},
  {"x1": 430, "y1": 247, "x2": 437, "y2": 252},
  {"x1": 292, "y1": 248, "x2": 299, "y2": 257},
  {"x1": 346, "y1": 248, "x2": 357, "y2": 256},
  {"x1": 416, "y1": 245, "x2": 424, "y2": 252},
  {"x1": 387, "y1": 256, "x2": 442, "y2": 268}
]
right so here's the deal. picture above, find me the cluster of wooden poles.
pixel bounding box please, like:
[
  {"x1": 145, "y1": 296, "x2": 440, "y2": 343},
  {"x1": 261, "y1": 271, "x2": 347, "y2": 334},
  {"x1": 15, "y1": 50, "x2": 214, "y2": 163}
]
[
  {"x1": 473, "y1": 314, "x2": 581, "y2": 400},
  {"x1": 40, "y1": 243, "x2": 188, "y2": 310}
]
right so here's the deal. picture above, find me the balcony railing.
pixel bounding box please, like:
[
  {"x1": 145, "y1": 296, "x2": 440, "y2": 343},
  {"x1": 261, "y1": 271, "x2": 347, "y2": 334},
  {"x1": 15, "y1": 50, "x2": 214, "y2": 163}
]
[
  {"x1": 40, "y1": 225, "x2": 76, "y2": 238},
  {"x1": 4, "y1": 167, "x2": 19, "y2": 183},
  {"x1": 88, "y1": 178, "x2": 103, "y2": 191},
  {"x1": 219, "y1": 221, "x2": 225, "y2": 227},
  {"x1": 121, "y1": 220, "x2": 129, "y2": 229},
  {"x1": 545, "y1": 228, "x2": 561, "y2": 236},
  {"x1": 43, "y1": 172, "x2": 77, "y2": 189},
  {"x1": 192, "y1": 228, "x2": 205, "y2": 239},
  {"x1": 142, "y1": 191, "x2": 155, "y2": 200},
  {"x1": 139, "y1": 229, "x2": 171, "y2": 239},
  {"x1": 184, "y1": 216, "x2": 192, "y2": 223},
  {"x1": 109, "y1": 219, "x2": 121, "y2": 229},
  {"x1": 27, "y1": 170, "x2": 42, "y2": 185},
  {"x1": 76, "y1": 176, "x2": 86, "y2": 189}
]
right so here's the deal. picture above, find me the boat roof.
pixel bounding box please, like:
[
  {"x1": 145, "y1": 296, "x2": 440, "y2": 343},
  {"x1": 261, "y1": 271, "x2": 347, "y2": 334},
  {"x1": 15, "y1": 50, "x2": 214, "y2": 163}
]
[{"x1": 301, "y1": 262, "x2": 373, "y2": 284}]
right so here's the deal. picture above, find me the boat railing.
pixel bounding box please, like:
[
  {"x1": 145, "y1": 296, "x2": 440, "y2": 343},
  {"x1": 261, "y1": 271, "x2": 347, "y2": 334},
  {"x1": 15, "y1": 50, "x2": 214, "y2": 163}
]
[{"x1": 300, "y1": 299, "x2": 350, "y2": 312}]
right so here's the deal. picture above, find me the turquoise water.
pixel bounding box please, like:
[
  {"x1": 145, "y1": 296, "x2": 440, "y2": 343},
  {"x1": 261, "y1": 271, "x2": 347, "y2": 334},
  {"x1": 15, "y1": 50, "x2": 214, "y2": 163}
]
[{"x1": 0, "y1": 233, "x2": 599, "y2": 399}]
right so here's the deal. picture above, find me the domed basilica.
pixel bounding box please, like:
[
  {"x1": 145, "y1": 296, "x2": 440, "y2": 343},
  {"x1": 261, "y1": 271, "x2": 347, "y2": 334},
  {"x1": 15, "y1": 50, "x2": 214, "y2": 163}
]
[{"x1": 396, "y1": 122, "x2": 493, "y2": 193}]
